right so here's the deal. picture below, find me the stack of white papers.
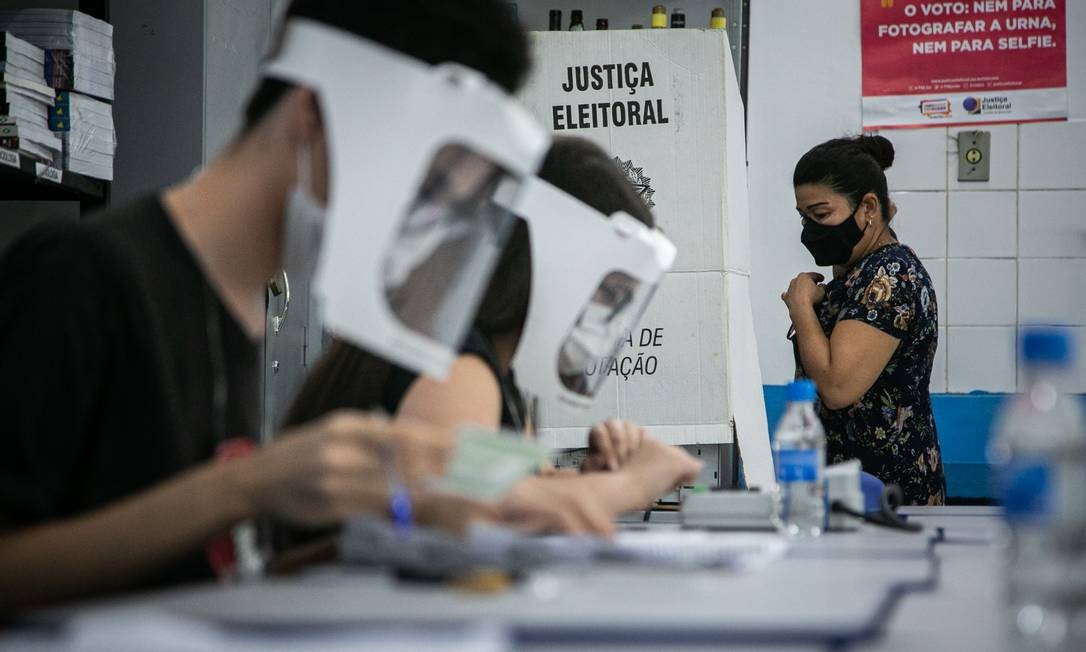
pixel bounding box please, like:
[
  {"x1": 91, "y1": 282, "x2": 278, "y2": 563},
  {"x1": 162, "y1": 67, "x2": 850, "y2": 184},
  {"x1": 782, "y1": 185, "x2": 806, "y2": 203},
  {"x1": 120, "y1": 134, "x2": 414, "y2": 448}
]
[
  {"x1": 0, "y1": 31, "x2": 43, "y2": 83},
  {"x1": 52, "y1": 90, "x2": 114, "y2": 180},
  {"x1": 0, "y1": 45, "x2": 59, "y2": 164},
  {"x1": 0, "y1": 9, "x2": 114, "y2": 101},
  {"x1": 340, "y1": 516, "x2": 789, "y2": 576}
]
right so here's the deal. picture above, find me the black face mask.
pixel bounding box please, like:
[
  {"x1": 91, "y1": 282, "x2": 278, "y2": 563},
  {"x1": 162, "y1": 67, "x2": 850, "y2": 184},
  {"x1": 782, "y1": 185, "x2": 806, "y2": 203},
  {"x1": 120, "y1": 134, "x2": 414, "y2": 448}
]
[{"x1": 800, "y1": 204, "x2": 867, "y2": 267}]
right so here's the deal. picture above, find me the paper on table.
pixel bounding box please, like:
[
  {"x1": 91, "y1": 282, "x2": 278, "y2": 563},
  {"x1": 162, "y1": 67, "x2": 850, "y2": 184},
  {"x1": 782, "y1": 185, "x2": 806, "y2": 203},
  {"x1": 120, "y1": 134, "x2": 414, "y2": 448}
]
[
  {"x1": 606, "y1": 529, "x2": 788, "y2": 570},
  {"x1": 468, "y1": 524, "x2": 789, "y2": 571}
]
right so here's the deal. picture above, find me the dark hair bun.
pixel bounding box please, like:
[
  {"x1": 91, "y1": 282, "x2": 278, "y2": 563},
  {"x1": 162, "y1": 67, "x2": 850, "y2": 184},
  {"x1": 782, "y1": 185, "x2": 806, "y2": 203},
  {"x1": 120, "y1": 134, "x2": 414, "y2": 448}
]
[{"x1": 855, "y1": 134, "x2": 895, "y2": 170}]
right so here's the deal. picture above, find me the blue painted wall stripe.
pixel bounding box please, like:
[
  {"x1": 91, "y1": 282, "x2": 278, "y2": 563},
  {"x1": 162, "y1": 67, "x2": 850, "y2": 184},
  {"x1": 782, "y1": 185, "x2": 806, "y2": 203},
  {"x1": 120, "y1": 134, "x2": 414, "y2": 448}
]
[{"x1": 761, "y1": 386, "x2": 1086, "y2": 499}]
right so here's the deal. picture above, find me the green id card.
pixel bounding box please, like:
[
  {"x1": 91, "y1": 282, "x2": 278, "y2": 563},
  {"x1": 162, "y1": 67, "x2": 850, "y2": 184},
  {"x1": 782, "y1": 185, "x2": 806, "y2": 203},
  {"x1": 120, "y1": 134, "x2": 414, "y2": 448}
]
[{"x1": 431, "y1": 426, "x2": 549, "y2": 502}]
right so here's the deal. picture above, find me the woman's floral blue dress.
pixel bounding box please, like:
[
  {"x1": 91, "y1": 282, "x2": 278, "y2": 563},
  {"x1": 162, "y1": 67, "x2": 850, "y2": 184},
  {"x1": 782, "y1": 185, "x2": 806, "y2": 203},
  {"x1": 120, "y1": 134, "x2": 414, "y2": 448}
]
[{"x1": 794, "y1": 243, "x2": 946, "y2": 505}]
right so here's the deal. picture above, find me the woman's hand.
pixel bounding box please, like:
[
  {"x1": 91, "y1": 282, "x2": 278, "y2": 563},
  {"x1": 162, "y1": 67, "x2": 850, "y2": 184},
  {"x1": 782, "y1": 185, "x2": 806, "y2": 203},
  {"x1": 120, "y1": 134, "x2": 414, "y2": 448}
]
[
  {"x1": 582, "y1": 419, "x2": 647, "y2": 472},
  {"x1": 616, "y1": 437, "x2": 703, "y2": 508},
  {"x1": 497, "y1": 476, "x2": 616, "y2": 537},
  {"x1": 495, "y1": 437, "x2": 701, "y2": 536},
  {"x1": 781, "y1": 272, "x2": 826, "y2": 314}
]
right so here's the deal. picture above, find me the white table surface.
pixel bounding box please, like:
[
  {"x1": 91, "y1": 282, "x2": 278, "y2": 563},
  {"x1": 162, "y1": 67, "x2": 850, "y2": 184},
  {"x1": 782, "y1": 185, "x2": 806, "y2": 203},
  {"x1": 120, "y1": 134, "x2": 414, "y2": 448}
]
[{"x1": 1, "y1": 506, "x2": 1006, "y2": 650}]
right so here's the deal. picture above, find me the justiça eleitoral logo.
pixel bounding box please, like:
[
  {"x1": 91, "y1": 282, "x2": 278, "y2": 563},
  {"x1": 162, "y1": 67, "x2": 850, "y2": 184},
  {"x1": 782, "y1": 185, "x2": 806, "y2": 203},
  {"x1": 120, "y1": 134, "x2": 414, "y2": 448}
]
[
  {"x1": 963, "y1": 95, "x2": 1013, "y2": 116},
  {"x1": 613, "y1": 157, "x2": 656, "y2": 208}
]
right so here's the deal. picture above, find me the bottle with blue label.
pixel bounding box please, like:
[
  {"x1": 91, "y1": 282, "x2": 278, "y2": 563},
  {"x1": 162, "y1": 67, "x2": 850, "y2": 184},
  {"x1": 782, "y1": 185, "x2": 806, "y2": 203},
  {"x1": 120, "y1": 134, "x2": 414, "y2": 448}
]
[
  {"x1": 990, "y1": 328, "x2": 1086, "y2": 650},
  {"x1": 772, "y1": 379, "x2": 826, "y2": 537}
]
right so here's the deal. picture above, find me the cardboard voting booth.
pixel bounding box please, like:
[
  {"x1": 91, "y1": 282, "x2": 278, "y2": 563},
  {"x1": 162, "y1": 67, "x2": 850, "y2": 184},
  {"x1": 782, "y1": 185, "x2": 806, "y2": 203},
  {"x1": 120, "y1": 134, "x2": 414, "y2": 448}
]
[{"x1": 519, "y1": 29, "x2": 772, "y2": 489}]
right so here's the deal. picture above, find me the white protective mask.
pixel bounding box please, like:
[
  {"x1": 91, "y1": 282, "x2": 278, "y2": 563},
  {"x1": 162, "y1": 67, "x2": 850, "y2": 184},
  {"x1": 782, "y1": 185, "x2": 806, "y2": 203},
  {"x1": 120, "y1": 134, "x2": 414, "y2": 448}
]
[
  {"x1": 280, "y1": 141, "x2": 326, "y2": 283},
  {"x1": 557, "y1": 302, "x2": 624, "y2": 376}
]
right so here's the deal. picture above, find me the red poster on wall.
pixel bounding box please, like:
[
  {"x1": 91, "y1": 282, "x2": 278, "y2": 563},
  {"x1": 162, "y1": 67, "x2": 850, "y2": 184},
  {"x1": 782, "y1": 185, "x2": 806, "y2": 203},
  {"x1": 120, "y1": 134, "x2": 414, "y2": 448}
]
[{"x1": 861, "y1": 0, "x2": 1067, "y2": 129}]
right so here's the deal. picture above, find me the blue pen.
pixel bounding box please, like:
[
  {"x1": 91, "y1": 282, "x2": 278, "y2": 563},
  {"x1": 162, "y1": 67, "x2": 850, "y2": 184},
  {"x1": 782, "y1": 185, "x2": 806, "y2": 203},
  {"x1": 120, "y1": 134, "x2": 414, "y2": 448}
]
[
  {"x1": 389, "y1": 478, "x2": 413, "y2": 533},
  {"x1": 384, "y1": 448, "x2": 413, "y2": 533}
]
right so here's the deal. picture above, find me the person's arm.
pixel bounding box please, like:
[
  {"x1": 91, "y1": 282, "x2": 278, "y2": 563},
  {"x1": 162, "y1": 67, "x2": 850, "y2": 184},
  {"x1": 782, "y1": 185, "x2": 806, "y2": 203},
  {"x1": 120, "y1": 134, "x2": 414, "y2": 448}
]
[
  {"x1": 398, "y1": 355, "x2": 651, "y2": 473},
  {"x1": 396, "y1": 354, "x2": 503, "y2": 432},
  {"x1": 0, "y1": 457, "x2": 250, "y2": 610},
  {"x1": 0, "y1": 411, "x2": 440, "y2": 611},
  {"x1": 394, "y1": 354, "x2": 702, "y2": 536},
  {"x1": 501, "y1": 437, "x2": 703, "y2": 536},
  {"x1": 782, "y1": 272, "x2": 901, "y2": 410}
]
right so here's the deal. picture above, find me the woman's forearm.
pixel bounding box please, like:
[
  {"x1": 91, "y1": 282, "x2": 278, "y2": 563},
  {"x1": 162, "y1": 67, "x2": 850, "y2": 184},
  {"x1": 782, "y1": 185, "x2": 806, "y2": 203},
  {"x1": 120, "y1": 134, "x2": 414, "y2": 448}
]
[
  {"x1": 566, "y1": 473, "x2": 651, "y2": 514},
  {"x1": 791, "y1": 304, "x2": 832, "y2": 383},
  {"x1": 0, "y1": 459, "x2": 252, "y2": 611}
]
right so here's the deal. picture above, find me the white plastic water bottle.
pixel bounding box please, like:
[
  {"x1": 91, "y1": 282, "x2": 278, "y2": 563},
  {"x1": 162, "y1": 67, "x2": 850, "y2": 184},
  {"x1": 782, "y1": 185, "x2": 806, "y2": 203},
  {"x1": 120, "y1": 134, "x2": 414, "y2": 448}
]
[
  {"x1": 772, "y1": 379, "x2": 826, "y2": 537},
  {"x1": 990, "y1": 328, "x2": 1086, "y2": 650}
]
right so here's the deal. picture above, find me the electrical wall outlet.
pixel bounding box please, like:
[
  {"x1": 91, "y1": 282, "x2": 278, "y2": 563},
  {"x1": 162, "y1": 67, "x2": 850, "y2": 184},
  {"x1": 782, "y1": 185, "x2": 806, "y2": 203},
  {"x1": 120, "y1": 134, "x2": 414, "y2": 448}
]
[{"x1": 957, "y1": 130, "x2": 991, "y2": 182}]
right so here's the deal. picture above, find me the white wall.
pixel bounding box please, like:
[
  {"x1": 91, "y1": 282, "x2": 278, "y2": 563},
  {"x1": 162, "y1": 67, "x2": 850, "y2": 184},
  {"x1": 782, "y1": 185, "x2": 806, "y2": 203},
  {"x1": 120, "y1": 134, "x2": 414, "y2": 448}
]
[
  {"x1": 203, "y1": 0, "x2": 280, "y2": 161},
  {"x1": 748, "y1": 0, "x2": 1086, "y2": 394}
]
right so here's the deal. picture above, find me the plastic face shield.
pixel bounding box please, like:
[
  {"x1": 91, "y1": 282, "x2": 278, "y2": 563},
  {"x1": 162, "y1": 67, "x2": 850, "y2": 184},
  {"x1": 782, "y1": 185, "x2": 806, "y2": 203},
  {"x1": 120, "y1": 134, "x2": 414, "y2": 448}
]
[
  {"x1": 496, "y1": 178, "x2": 676, "y2": 410},
  {"x1": 263, "y1": 19, "x2": 550, "y2": 379}
]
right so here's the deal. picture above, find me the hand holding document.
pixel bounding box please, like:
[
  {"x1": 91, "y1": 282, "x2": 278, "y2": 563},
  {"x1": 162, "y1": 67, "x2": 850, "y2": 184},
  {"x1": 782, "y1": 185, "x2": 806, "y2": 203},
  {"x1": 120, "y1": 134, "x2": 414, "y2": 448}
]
[{"x1": 429, "y1": 427, "x2": 549, "y2": 502}]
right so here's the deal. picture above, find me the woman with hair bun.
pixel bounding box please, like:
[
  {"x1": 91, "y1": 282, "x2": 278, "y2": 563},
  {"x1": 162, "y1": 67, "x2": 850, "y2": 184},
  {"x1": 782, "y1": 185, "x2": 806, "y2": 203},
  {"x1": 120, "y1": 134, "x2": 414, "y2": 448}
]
[{"x1": 782, "y1": 134, "x2": 945, "y2": 505}]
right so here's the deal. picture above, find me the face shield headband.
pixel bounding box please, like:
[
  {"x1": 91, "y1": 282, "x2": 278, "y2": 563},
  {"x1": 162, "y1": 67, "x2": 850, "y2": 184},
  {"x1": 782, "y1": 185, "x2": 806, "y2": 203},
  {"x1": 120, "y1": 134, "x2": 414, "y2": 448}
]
[{"x1": 263, "y1": 18, "x2": 550, "y2": 379}]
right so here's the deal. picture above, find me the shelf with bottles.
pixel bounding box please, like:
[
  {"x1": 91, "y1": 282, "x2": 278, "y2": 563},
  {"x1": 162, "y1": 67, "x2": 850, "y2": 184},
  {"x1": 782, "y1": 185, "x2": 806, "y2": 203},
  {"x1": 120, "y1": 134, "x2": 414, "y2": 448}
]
[{"x1": 543, "y1": 5, "x2": 730, "y2": 32}]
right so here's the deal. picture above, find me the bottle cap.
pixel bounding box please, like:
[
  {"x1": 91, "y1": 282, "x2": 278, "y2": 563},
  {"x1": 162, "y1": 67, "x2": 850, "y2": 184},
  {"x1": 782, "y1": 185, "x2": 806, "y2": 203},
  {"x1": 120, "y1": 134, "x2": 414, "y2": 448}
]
[
  {"x1": 787, "y1": 379, "x2": 817, "y2": 402},
  {"x1": 710, "y1": 8, "x2": 727, "y2": 29},
  {"x1": 1021, "y1": 327, "x2": 1073, "y2": 366},
  {"x1": 632, "y1": 24, "x2": 644, "y2": 29},
  {"x1": 596, "y1": 18, "x2": 608, "y2": 29},
  {"x1": 571, "y1": 9, "x2": 583, "y2": 20}
]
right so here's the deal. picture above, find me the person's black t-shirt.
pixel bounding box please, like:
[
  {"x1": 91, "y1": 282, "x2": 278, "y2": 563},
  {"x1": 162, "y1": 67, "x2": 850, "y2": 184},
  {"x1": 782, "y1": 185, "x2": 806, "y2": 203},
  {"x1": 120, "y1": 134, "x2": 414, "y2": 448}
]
[{"x1": 0, "y1": 196, "x2": 260, "y2": 588}]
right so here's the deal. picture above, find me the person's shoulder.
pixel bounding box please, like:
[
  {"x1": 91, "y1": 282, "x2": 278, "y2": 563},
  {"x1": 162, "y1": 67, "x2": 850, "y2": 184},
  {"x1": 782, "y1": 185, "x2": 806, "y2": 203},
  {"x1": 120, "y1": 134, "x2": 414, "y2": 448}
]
[
  {"x1": 843, "y1": 244, "x2": 923, "y2": 300},
  {"x1": 2, "y1": 219, "x2": 114, "y2": 277},
  {"x1": 871, "y1": 243, "x2": 915, "y2": 265},
  {"x1": 881, "y1": 244, "x2": 930, "y2": 284},
  {"x1": 857, "y1": 244, "x2": 921, "y2": 279},
  {"x1": 0, "y1": 198, "x2": 163, "y2": 293},
  {"x1": 459, "y1": 329, "x2": 502, "y2": 379}
]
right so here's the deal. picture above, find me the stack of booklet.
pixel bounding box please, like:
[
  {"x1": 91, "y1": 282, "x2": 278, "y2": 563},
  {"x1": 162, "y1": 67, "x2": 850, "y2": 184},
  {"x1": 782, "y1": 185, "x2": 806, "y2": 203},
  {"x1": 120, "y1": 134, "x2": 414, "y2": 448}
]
[
  {"x1": 50, "y1": 90, "x2": 114, "y2": 180},
  {"x1": 0, "y1": 9, "x2": 114, "y2": 101},
  {"x1": 0, "y1": 10, "x2": 116, "y2": 179},
  {"x1": 0, "y1": 31, "x2": 60, "y2": 165}
]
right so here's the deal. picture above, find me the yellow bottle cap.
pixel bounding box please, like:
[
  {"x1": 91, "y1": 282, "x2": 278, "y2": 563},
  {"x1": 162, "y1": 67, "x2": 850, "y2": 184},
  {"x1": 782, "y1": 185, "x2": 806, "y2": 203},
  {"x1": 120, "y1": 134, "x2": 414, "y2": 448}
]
[
  {"x1": 710, "y1": 16, "x2": 726, "y2": 29},
  {"x1": 652, "y1": 5, "x2": 667, "y2": 28}
]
